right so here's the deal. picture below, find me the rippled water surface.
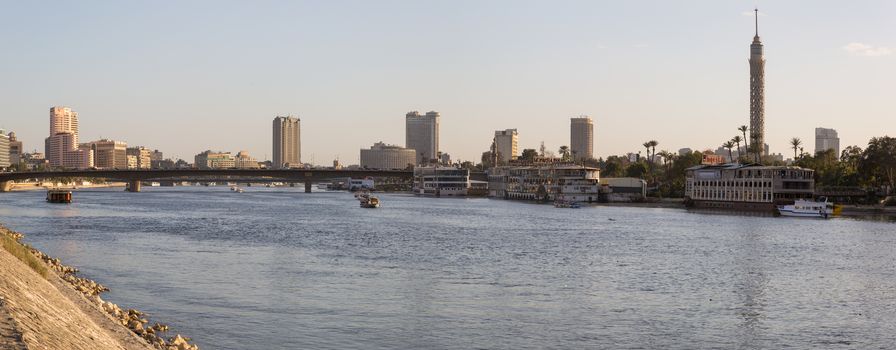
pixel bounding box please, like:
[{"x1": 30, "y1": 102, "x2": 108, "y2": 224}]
[{"x1": 1, "y1": 187, "x2": 895, "y2": 349}]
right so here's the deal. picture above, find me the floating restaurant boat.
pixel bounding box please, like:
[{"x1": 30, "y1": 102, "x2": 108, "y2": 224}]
[
  {"x1": 776, "y1": 197, "x2": 839, "y2": 218},
  {"x1": 46, "y1": 189, "x2": 72, "y2": 204}
]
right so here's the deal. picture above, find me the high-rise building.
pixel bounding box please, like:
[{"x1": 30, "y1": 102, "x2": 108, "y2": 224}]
[
  {"x1": 570, "y1": 116, "x2": 594, "y2": 161},
  {"x1": 494, "y1": 129, "x2": 518, "y2": 164},
  {"x1": 194, "y1": 150, "x2": 236, "y2": 169},
  {"x1": 272, "y1": 116, "x2": 300, "y2": 168},
  {"x1": 405, "y1": 111, "x2": 440, "y2": 165},
  {"x1": 815, "y1": 127, "x2": 840, "y2": 156},
  {"x1": 8, "y1": 132, "x2": 22, "y2": 165},
  {"x1": 126, "y1": 146, "x2": 153, "y2": 169},
  {"x1": 88, "y1": 139, "x2": 128, "y2": 169},
  {"x1": 748, "y1": 9, "x2": 766, "y2": 159},
  {"x1": 45, "y1": 106, "x2": 87, "y2": 168},
  {"x1": 360, "y1": 142, "x2": 417, "y2": 170},
  {"x1": 0, "y1": 131, "x2": 9, "y2": 168}
]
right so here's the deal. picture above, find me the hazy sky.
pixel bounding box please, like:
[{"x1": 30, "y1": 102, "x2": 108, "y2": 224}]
[{"x1": 1, "y1": 1, "x2": 893, "y2": 164}]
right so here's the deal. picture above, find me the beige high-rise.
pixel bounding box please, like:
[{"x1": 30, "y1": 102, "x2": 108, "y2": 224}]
[
  {"x1": 405, "y1": 111, "x2": 440, "y2": 165},
  {"x1": 273, "y1": 116, "x2": 301, "y2": 168},
  {"x1": 50, "y1": 106, "x2": 79, "y2": 145},
  {"x1": 494, "y1": 129, "x2": 518, "y2": 164},
  {"x1": 570, "y1": 116, "x2": 594, "y2": 161},
  {"x1": 88, "y1": 139, "x2": 128, "y2": 169},
  {"x1": 46, "y1": 106, "x2": 87, "y2": 168}
]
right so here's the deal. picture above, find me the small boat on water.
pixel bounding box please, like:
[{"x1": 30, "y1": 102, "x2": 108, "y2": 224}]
[
  {"x1": 355, "y1": 191, "x2": 380, "y2": 208},
  {"x1": 553, "y1": 197, "x2": 581, "y2": 208},
  {"x1": 46, "y1": 189, "x2": 72, "y2": 204},
  {"x1": 776, "y1": 197, "x2": 839, "y2": 218}
]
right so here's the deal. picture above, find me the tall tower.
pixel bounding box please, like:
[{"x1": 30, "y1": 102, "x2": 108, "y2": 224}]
[
  {"x1": 272, "y1": 116, "x2": 301, "y2": 168},
  {"x1": 405, "y1": 111, "x2": 440, "y2": 165},
  {"x1": 749, "y1": 8, "x2": 765, "y2": 161},
  {"x1": 570, "y1": 116, "x2": 594, "y2": 161}
]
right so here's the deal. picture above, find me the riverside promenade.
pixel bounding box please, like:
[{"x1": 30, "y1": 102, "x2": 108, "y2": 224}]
[{"x1": 0, "y1": 225, "x2": 198, "y2": 350}]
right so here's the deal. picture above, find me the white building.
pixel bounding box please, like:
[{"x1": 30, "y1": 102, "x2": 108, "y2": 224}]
[
  {"x1": 0, "y1": 131, "x2": 9, "y2": 168},
  {"x1": 570, "y1": 116, "x2": 594, "y2": 161},
  {"x1": 360, "y1": 142, "x2": 416, "y2": 170},
  {"x1": 405, "y1": 111, "x2": 440, "y2": 165},
  {"x1": 494, "y1": 129, "x2": 518, "y2": 164},
  {"x1": 815, "y1": 127, "x2": 840, "y2": 156},
  {"x1": 126, "y1": 146, "x2": 152, "y2": 169},
  {"x1": 194, "y1": 150, "x2": 236, "y2": 169}
]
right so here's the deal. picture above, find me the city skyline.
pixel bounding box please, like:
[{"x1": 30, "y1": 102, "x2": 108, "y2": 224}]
[{"x1": 1, "y1": 1, "x2": 893, "y2": 164}]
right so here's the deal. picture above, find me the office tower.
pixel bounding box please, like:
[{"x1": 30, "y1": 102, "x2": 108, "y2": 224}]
[
  {"x1": 8, "y1": 132, "x2": 22, "y2": 165},
  {"x1": 405, "y1": 111, "x2": 440, "y2": 165},
  {"x1": 494, "y1": 129, "x2": 518, "y2": 164},
  {"x1": 0, "y1": 131, "x2": 9, "y2": 168},
  {"x1": 749, "y1": 9, "x2": 766, "y2": 158},
  {"x1": 814, "y1": 127, "x2": 840, "y2": 156},
  {"x1": 88, "y1": 139, "x2": 128, "y2": 169},
  {"x1": 360, "y1": 142, "x2": 417, "y2": 169},
  {"x1": 195, "y1": 150, "x2": 236, "y2": 169},
  {"x1": 46, "y1": 106, "x2": 86, "y2": 167},
  {"x1": 273, "y1": 116, "x2": 301, "y2": 168},
  {"x1": 570, "y1": 116, "x2": 594, "y2": 161}
]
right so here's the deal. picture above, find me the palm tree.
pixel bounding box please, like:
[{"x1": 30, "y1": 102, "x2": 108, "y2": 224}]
[
  {"x1": 738, "y1": 125, "x2": 749, "y2": 151},
  {"x1": 649, "y1": 140, "x2": 658, "y2": 163},
  {"x1": 722, "y1": 141, "x2": 735, "y2": 162},
  {"x1": 657, "y1": 150, "x2": 673, "y2": 169},
  {"x1": 790, "y1": 137, "x2": 802, "y2": 160},
  {"x1": 731, "y1": 135, "x2": 743, "y2": 157},
  {"x1": 642, "y1": 142, "x2": 651, "y2": 163},
  {"x1": 559, "y1": 145, "x2": 570, "y2": 161}
]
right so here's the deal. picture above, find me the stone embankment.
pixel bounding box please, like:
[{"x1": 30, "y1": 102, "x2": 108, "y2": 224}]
[{"x1": 0, "y1": 225, "x2": 199, "y2": 350}]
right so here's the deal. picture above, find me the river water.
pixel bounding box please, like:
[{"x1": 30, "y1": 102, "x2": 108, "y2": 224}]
[{"x1": 1, "y1": 187, "x2": 895, "y2": 349}]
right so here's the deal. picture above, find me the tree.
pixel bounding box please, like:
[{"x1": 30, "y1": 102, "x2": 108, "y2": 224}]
[
  {"x1": 723, "y1": 141, "x2": 735, "y2": 162},
  {"x1": 520, "y1": 148, "x2": 538, "y2": 162},
  {"x1": 649, "y1": 140, "x2": 658, "y2": 162},
  {"x1": 738, "y1": 125, "x2": 749, "y2": 154},
  {"x1": 790, "y1": 137, "x2": 802, "y2": 160},
  {"x1": 559, "y1": 146, "x2": 571, "y2": 161},
  {"x1": 642, "y1": 142, "x2": 652, "y2": 163},
  {"x1": 732, "y1": 135, "x2": 743, "y2": 158},
  {"x1": 860, "y1": 136, "x2": 896, "y2": 193},
  {"x1": 626, "y1": 162, "x2": 647, "y2": 178},
  {"x1": 539, "y1": 142, "x2": 546, "y2": 157}
]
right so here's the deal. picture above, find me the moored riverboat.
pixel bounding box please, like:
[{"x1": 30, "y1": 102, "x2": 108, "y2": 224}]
[
  {"x1": 685, "y1": 163, "x2": 816, "y2": 213},
  {"x1": 46, "y1": 189, "x2": 72, "y2": 203},
  {"x1": 776, "y1": 197, "x2": 840, "y2": 218}
]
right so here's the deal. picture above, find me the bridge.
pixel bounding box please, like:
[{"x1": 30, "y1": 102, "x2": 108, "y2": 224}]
[{"x1": 0, "y1": 169, "x2": 414, "y2": 193}]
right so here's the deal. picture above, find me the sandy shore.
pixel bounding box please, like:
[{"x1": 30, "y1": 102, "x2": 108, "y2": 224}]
[{"x1": 0, "y1": 225, "x2": 198, "y2": 350}]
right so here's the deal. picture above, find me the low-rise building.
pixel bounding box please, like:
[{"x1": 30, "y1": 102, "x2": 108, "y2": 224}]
[
  {"x1": 599, "y1": 177, "x2": 647, "y2": 202},
  {"x1": 413, "y1": 166, "x2": 470, "y2": 196},
  {"x1": 685, "y1": 163, "x2": 815, "y2": 211},
  {"x1": 126, "y1": 146, "x2": 152, "y2": 169},
  {"x1": 7, "y1": 132, "x2": 22, "y2": 166},
  {"x1": 360, "y1": 142, "x2": 416, "y2": 170},
  {"x1": 194, "y1": 151, "x2": 235, "y2": 169},
  {"x1": 235, "y1": 151, "x2": 260, "y2": 169}
]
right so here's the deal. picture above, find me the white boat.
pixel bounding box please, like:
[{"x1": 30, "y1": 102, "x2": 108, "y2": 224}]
[
  {"x1": 776, "y1": 197, "x2": 837, "y2": 218},
  {"x1": 355, "y1": 191, "x2": 380, "y2": 208}
]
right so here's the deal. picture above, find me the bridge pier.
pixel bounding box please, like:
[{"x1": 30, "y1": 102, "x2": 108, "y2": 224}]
[
  {"x1": 126, "y1": 180, "x2": 141, "y2": 192},
  {"x1": 0, "y1": 181, "x2": 11, "y2": 192},
  {"x1": 305, "y1": 182, "x2": 312, "y2": 193}
]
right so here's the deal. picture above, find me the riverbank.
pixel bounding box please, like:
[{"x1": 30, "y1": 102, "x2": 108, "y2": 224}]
[{"x1": 0, "y1": 225, "x2": 199, "y2": 350}]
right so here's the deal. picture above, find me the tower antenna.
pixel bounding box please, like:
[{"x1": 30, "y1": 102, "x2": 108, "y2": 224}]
[{"x1": 754, "y1": 8, "x2": 759, "y2": 37}]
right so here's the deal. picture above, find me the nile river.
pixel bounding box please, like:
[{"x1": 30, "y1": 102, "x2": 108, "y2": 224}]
[{"x1": 1, "y1": 187, "x2": 895, "y2": 349}]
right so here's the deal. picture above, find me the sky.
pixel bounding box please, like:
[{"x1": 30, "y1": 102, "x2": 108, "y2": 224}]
[{"x1": 1, "y1": 0, "x2": 894, "y2": 164}]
